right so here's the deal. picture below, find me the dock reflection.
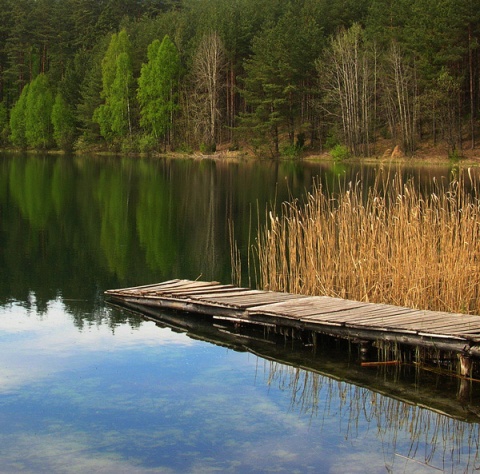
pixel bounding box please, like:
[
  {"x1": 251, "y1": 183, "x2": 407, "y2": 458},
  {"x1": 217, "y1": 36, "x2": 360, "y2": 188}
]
[{"x1": 110, "y1": 300, "x2": 480, "y2": 420}]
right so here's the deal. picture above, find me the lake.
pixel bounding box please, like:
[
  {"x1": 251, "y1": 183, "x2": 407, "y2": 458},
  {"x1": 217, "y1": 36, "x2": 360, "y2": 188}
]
[{"x1": 1, "y1": 152, "x2": 479, "y2": 473}]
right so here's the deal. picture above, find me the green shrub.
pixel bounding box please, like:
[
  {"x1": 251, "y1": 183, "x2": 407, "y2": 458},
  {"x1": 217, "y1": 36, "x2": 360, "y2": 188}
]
[
  {"x1": 330, "y1": 144, "x2": 350, "y2": 161},
  {"x1": 448, "y1": 148, "x2": 463, "y2": 162},
  {"x1": 121, "y1": 137, "x2": 137, "y2": 154},
  {"x1": 281, "y1": 144, "x2": 300, "y2": 158},
  {"x1": 138, "y1": 135, "x2": 158, "y2": 154},
  {"x1": 177, "y1": 143, "x2": 194, "y2": 154},
  {"x1": 325, "y1": 132, "x2": 339, "y2": 149},
  {"x1": 200, "y1": 142, "x2": 216, "y2": 154}
]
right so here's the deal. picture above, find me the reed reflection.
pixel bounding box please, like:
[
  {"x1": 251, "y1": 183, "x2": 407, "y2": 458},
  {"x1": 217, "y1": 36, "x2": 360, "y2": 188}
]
[{"x1": 263, "y1": 359, "x2": 480, "y2": 473}]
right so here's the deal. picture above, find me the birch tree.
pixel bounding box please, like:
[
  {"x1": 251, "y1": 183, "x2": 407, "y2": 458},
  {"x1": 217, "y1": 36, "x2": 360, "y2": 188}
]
[
  {"x1": 138, "y1": 35, "x2": 180, "y2": 150},
  {"x1": 191, "y1": 32, "x2": 225, "y2": 151},
  {"x1": 25, "y1": 73, "x2": 54, "y2": 148},
  {"x1": 382, "y1": 42, "x2": 416, "y2": 155},
  {"x1": 10, "y1": 84, "x2": 29, "y2": 148},
  {"x1": 320, "y1": 24, "x2": 374, "y2": 156},
  {"x1": 93, "y1": 29, "x2": 134, "y2": 145}
]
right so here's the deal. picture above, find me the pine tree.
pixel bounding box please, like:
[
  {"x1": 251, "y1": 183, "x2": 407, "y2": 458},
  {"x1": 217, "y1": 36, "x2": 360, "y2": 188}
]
[
  {"x1": 240, "y1": 8, "x2": 322, "y2": 155},
  {"x1": 0, "y1": 101, "x2": 8, "y2": 144},
  {"x1": 52, "y1": 92, "x2": 76, "y2": 151}
]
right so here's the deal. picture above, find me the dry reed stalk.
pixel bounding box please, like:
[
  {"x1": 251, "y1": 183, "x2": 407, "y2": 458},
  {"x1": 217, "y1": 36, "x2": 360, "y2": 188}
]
[
  {"x1": 228, "y1": 219, "x2": 242, "y2": 287},
  {"x1": 252, "y1": 170, "x2": 480, "y2": 315}
]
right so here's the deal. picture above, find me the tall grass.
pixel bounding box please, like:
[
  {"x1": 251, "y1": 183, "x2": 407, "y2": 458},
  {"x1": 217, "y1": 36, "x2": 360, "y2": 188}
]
[{"x1": 253, "y1": 169, "x2": 480, "y2": 314}]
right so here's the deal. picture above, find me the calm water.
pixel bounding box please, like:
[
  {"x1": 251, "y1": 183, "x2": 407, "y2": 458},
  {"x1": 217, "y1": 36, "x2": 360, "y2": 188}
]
[{"x1": 1, "y1": 153, "x2": 479, "y2": 473}]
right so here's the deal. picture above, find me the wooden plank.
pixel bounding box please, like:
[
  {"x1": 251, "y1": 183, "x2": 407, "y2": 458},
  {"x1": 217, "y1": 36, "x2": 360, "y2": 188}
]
[
  {"x1": 138, "y1": 279, "x2": 193, "y2": 290},
  {"x1": 297, "y1": 303, "x2": 416, "y2": 321},
  {"x1": 210, "y1": 294, "x2": 305, "y2": 309},
  {"x1": 115, "y1": 280, "x2": 202, "y2": 296},
  {"x1": 152, "y1": 281, "x2": 223, "y2": 293},
  {"x1": 105, "y1": 279, "x2": 183, "y2": 294},
  {"x1": 156, "y1": 284, "x2": 237, "y2": 297},
  {"x1": 195, "y1": 290, "x2": 268, "y2": 300},
  {"x1": 380, "y1": 318, "x2": 480, "y2": 333},
  {"x1": 300, "y1": 307, "x2": 419, "y2": 323},
  {"x1": 335, "y1": 312, "x2": 459, "y2": 327},
  {"x1": 330, "y1": 312, "x2": 480, "y2": 336},
  {"x1": 248, "y1": 296, "x2": 366, "y2": 316}
]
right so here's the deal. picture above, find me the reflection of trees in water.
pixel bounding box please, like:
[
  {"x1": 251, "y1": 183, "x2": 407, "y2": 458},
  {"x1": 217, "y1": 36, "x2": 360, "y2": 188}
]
[
  {"x1": 263, "y1": 360, "x2": 480, "y2": 471},
  {"x1": 0, "y1": 153, "x2": 459, "y2": 318}
]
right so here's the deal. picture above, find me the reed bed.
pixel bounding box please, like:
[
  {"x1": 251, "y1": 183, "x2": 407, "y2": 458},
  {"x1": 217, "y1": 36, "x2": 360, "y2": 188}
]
[{"x1": 254, "y1": 170, "x2": 480, "y2": 314}]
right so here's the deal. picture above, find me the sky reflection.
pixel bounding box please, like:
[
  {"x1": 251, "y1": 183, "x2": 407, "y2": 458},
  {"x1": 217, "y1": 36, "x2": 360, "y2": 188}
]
[
  {"x1": 0, "y1": 300, "x2": 479, "y2": 473},
  {"x1": 0, "y1": 300, "x2": 194, "y2": 394}
]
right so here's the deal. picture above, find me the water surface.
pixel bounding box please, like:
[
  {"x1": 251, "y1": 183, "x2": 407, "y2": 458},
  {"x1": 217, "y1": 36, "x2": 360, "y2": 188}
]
[{"x1": 0, "y1": 153, "x2": 478, "y2": 473}]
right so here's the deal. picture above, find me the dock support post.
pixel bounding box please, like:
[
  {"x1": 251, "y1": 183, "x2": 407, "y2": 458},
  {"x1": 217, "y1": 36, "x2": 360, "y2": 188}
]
[
  {"x1": 312, "y1": 332, "x2": 318, "y2": 355},
  {"x1": 458, "y1": 354, "x2": 472, "y2": 400},
  {"x1": 359, "y1": 341, "x2": 373, "y2": 361},
  {"x1": 458, "y1": 354, "x2": 472, "y2": 378}
]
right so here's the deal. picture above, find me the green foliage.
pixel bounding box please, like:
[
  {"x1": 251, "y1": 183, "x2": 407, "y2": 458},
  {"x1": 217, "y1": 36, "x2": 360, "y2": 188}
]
[
  {"x1": 138, "y1": 134, "x2": 158, "y2": 154},
  {"x1": 52, "y1": 93, "x2": 76, "y2": 151},
  {"x1": 9, "y1": 84, "x2": 29, "y2": 148},
  {"x1": 110, "y1": 52, "x2": 134, "y2": 137},
  {"x1": 281, "y1": 144, "x2": 301, "y2": 158},
  {"x1": 0, "y1": 0, "x2": 480, "y2": 156},
  {"x1": 176, "y1": 142, "x2": 194, "y2": 154},
  {"x1": 76, "y1": 46, "x2": 105, "y2": 141},
  {"x1": 448, "y1": 148, "x2": 463, "y2": 162},
  {"x1": 93, "y1": 30, "x2": 134, "y2": 143},
  {"x1": 0, "y1": 102, "x2": 9, "y2": 145},
  {"x1": 120, "y1": 137, "x2": 137, "y2": 154},
  {"x1": 324, "y1": 132, "x2": 339, "y2": 149},
  {"x1": 101, "y1": 29, "x2": 132, "y2": 100},
  {"x1": 241, "y1": 6, "x2": 323, "y2": 155},
  {"x1": 25, "y1": 74, "x2": 54, "y2": 149},
  {"x1": 138, "y1": 35, "x2": 180, "y2": 144},
  {"x1": 199, "y1": 142, "x2": 216, "y2": 154},
  {"x1": 330, "y1": 144, "x2": 350, "y2": 161}
]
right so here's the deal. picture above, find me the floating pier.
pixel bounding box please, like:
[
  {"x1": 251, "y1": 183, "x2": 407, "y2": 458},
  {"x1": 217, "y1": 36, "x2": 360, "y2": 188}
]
[{"x1": 105, "y1": 279, "x2": 480, "y2": 376}]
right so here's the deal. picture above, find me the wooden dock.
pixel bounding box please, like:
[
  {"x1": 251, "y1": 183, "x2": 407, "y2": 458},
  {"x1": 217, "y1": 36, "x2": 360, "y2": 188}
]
[
  {"x1": 105, "y1": 279, "x2": 480, "y2": 365},
  {"x1": 106, "y1": 297, "x2": 480, "y2": 422}
]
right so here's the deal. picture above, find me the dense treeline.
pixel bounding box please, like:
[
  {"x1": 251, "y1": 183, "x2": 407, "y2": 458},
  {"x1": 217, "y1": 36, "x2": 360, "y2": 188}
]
[{"x1": 0, "y1": 0, "x2": 479, "y2": 157}]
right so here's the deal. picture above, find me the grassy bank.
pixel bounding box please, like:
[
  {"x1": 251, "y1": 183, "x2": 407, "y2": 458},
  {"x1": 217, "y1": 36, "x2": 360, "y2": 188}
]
[{"x1": 249, "y1": 170, "x2": 480, "y2": 315}]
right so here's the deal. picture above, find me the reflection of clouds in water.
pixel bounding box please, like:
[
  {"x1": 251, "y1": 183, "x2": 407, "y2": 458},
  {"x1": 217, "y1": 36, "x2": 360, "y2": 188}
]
[
  {"x1": 0, "y1": 432, "x2": 173, "y2": 474},
  {"x1": 0, "y1": 300, "x2": 195, "y2": 346},
  {"x1": 0, "y1": 302, "x2": 477, "y2": 473},
  {"x1": 0, "y1": 301, "x2": 195, "y2": 393}
]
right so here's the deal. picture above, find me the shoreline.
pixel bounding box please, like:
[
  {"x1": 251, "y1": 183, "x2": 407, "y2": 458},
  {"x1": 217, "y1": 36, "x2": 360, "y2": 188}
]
[{"x1": 4, "y1": 144, "x2": 480, "y2": 167}]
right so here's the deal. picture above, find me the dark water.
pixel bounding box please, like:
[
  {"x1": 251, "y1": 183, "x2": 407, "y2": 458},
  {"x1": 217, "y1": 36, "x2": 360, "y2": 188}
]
[{"x1": 1, "y1": 152, "x2": 478, "y2": 473}]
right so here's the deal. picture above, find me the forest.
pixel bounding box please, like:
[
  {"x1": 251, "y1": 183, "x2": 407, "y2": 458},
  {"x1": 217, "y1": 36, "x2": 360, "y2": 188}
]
[{"x1": 0, "y1": 0, "x2": 479, "y2": 158}]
